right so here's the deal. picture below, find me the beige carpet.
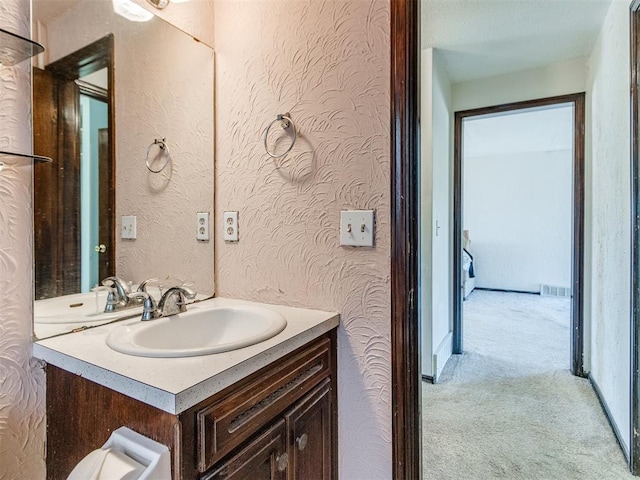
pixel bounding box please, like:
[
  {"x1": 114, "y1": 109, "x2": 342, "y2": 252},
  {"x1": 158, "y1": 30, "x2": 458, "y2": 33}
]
[{"x1": 422, "y1": 290, "x2": 632, "y2": 479}]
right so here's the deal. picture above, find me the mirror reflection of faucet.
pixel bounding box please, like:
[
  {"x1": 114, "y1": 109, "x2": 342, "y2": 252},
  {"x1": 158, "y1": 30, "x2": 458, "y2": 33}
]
[
  {"x1": 34, "y1": 276, "x2": 203, "y2": 333},
  {"x1": 102, "y1": 276, "x2": 134, "y2": 313},
  {"x1": 101, "y1": 276, "x2": 197, "y2": 316}
]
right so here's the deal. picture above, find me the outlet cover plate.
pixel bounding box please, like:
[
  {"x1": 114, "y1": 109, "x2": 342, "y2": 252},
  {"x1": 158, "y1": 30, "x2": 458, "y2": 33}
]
[
  {"x1": 196, "y1": 212, "x2": 210, "y2": 241},
  {"x1": 340, "y1": 210, "x2": 374, "y2": 247},
  {"x1": 223, "y1": 211, "x2": 238, "y2": 242}
]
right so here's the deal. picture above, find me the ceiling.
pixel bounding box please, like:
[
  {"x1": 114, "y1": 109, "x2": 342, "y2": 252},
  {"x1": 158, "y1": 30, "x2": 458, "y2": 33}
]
[{"x1": 422, "y1": 0, "x2": 612, "y2": 83}]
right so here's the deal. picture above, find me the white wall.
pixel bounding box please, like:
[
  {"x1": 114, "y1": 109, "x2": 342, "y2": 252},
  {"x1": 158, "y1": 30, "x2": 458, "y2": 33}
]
[
  {"x1": 0, "y1": 1, "x2": 46, "y2": 478},
  {"x1": 464, "y1": 149, "x2": 573, "y2": 291},
  {"x1": 463, "y1": 107, "x2": 573, "y2": 293},
  {"x1": 453, "y1": 57, "x2": 587, "y2": 112},
  {"x1": 587, "y1": 0, "x2": 632, "y2": 454},
  {"x1": 421, "y1": 48, "x2": 453, "y2": 380}
]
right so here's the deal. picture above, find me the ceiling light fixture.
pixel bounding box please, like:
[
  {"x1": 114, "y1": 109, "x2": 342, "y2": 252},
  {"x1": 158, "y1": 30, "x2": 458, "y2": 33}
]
[{"x1": 112, "y1": 0, "x2": 154, "y2": 22}]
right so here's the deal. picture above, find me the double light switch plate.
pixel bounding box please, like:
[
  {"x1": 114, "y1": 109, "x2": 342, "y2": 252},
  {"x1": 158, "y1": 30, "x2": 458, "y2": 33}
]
[{"x1": 340, "y1": 210, "x2": 374, "y2": 247}]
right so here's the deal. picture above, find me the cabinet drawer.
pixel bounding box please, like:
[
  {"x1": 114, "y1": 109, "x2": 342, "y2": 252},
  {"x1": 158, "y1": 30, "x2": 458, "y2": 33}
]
[{"x1": 196, "y1": 337, "x2": 332, "y2": 472}]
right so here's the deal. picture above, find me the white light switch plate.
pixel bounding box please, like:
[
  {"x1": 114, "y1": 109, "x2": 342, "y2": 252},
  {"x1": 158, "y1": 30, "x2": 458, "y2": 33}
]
[
  {"x1": 196, "y1": 212, "x2": 210, "y2": 241},
  {"x1": 340, "y1": 210, "x2": 374, "y2": 247},
  {"x1": 223, "y1": 211, "x2": 239, "y2": 242},
  {"x1": 121, "y1": 215, "x2": 137, "y2": 240}
]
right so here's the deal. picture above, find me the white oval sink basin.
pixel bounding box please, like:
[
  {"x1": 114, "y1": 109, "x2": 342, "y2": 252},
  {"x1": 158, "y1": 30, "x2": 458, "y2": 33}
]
[{"x1": 106, "y1": 305, "x2": 287, "y2": 357}]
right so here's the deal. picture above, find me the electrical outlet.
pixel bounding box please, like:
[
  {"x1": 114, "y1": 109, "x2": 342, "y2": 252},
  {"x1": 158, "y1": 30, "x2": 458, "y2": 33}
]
[
  {"x1": 121, "y1": 215, "x2": 137, "y2": 240},
  {"x1": 223, "y1": 211, "x2": 239, "y2": 242},
  {"x1": 340, "y1": 210, "x2": 374, "y2": 247},
  {"x1": 196, "y1": 212, "x2": 210, "y2": 241}
]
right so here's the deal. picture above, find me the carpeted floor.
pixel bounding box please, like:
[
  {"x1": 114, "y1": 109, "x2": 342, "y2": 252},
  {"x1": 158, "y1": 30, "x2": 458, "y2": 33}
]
[{"x1": 422, "y1": 290, "x2": 632, "y2": 479}]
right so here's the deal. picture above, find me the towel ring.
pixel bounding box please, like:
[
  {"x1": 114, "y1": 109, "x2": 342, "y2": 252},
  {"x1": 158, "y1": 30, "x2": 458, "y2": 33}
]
[
  {"x1": 145, "y1": 138, "x2": 171, "y2": 173},
  {"x1": 263, "y1": 113, "x2": 297, "y2": 159}
]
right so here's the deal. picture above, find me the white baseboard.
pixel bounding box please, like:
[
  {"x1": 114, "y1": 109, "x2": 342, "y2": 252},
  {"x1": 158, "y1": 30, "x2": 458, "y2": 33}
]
[{"x1": 432, "y1": 331, "x2": 453, "y2": 383}]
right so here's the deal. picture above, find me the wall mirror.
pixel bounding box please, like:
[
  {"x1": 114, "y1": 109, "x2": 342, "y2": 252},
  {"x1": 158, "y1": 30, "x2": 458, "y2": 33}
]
[{"x1": 32, "y1": 0, "x2": 215, "y2": 339}]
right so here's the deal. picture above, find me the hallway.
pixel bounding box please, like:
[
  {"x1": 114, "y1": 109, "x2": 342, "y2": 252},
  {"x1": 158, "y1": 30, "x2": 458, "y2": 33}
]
[{"x1": 422, "y1": 290, "x2": 631, "y2": 479}]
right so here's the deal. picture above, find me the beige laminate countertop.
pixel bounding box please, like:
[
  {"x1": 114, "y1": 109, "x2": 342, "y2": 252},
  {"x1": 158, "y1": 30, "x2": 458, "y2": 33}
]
[{"x1": 33, "y1": 297, "x2": 339, "y2": 414}]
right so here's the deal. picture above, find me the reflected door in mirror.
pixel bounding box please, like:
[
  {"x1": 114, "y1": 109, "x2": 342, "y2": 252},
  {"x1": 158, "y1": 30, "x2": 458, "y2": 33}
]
[{"x1": 33, "y1": 36, "x2": 115, "y2": 300}]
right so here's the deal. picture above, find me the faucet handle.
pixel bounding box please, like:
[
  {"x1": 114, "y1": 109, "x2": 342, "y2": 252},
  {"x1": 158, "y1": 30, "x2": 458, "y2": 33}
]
[
  {"x1": 128, "y1": 291, "x2": 159, "y2": 321},
  {"x1": 102, "y1": 276, "x2": 131, "y2": 291},
  {"x1": 101, "y1": 276, "x2": 132, "y2": 303},
  {"x1": 137, "y1": 278, "x2": 160, "y2": 293}
]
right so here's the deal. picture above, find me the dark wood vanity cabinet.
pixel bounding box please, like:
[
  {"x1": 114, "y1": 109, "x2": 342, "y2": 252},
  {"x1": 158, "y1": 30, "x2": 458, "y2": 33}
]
[
  {"x1": 46, "y1": 331, "x2": 337, "y2": 480},
  {"x1": 286, "y1": 380, "x2": 332, "y2": 480},
  {"x1": 204, "y1": 381, "x2": 332, "y2": 480}
]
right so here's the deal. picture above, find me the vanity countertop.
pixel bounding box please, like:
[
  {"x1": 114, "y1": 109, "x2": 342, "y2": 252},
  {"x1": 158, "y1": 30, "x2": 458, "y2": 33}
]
[{"x1": 33, "y1": 297, "x2": 339, "y2": 415}]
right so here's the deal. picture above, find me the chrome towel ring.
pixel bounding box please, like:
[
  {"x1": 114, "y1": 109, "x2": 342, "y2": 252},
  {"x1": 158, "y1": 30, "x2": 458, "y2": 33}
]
[
  {"x1": 145, "y1": 138, "x2": 171, "y2": 173},
  {"x1": 263, "y1": 113, "x2": 297, "y2": 159}
]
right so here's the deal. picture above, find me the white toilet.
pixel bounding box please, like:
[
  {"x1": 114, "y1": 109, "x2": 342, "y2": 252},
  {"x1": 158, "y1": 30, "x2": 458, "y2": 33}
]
[{"x1": 67, "y1": 427, "x2": 171, "y2": 480}]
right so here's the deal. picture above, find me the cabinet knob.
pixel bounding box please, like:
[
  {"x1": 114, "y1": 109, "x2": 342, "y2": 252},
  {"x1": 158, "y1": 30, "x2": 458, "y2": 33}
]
[
  {"x1": 94, "y1": 244, "x2": 107, "y2": 253},
  {"x1": 276, "y1": 452, "x2": 289, "y2": 472},
  {"x1": 296, "y1": 433, "x2": 308, "y2": 451}
]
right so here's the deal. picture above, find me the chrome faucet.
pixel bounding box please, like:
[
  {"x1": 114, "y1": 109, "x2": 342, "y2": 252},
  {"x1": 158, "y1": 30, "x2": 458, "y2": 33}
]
[
  {"x1": 157, "y1": 286, "x2": 197, "y2": 316},
  {"x1": 133, "y1": 285, "x2": 197, "y2": 321},
  {"x1": 102, "y1": 276, "x2": 133, "y2": 312}
]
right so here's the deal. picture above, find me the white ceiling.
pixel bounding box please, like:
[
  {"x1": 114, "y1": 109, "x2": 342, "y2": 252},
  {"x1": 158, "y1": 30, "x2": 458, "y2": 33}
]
[
  {"x1": 464, "y1": 104, "x2": 574, "y2": 157},
  {"x1": 422, "y1": 0, "x2": 612, "y2": 83}
]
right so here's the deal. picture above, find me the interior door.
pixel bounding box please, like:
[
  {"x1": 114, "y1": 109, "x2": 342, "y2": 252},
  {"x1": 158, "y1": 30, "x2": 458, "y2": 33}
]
[
  {"x1": 33, "y1": 67, "x2": 81, "y2": 299},
  {"x1": 97, "y1": 127, "x2": 114, "y2": 281}
]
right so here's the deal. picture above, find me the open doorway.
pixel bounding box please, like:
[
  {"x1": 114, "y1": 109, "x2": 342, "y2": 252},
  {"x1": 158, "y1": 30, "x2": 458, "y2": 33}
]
[
  {"x1": 452, "y1": 95, "x2": 585, "y2": 378},
  {"x1": 393, "y1": 0, "x2": 635, "y2": 478}
]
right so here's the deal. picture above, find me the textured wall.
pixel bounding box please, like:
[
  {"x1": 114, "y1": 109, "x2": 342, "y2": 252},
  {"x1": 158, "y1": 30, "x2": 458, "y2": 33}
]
[
  {"x1": 213, "y1": 1, "x2": 392, "y2": 477},
  {"x1": 43, "y1": 1, "x2": 215, "y2": 294},
  {"x1": 0, "y1": 1, "x2": 46, "y2": 478},
  {"x1": 587, "y1": 0, "x2": 631, "y2": 453},
  {"x1": 132, "y1": 0, "x2": 214, "y2": 48}
]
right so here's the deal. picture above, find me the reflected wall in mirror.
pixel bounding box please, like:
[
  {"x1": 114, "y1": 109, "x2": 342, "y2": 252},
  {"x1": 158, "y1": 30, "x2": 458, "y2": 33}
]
[{"x1": 32, "y1": 0, "x2": 215, "y2": 339}]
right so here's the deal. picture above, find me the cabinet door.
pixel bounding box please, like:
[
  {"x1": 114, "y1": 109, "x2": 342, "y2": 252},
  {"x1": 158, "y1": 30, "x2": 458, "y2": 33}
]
[
  {"x1": 203, "y1": 420, "x2": 288, "y2": 480},
  {"x1": 286, "y1": 380, "x2": 332, "y2": 480}
]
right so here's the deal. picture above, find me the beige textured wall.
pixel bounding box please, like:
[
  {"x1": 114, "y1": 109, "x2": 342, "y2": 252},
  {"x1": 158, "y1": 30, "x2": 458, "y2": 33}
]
[
  {"x1": 132, "y1": 0, "x2": 214, "y2": 48},
  {"x1": 213, "y1": 1, "x2": 392, "y2": 477},
  {"x1": 0, "y1": 1, "x2": 46, "y2": 478}
]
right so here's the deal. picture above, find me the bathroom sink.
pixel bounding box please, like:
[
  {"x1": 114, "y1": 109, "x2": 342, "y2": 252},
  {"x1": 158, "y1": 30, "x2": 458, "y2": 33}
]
[{"x1": 105, "y1": 304, "x2": 288, "y2": 357}]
